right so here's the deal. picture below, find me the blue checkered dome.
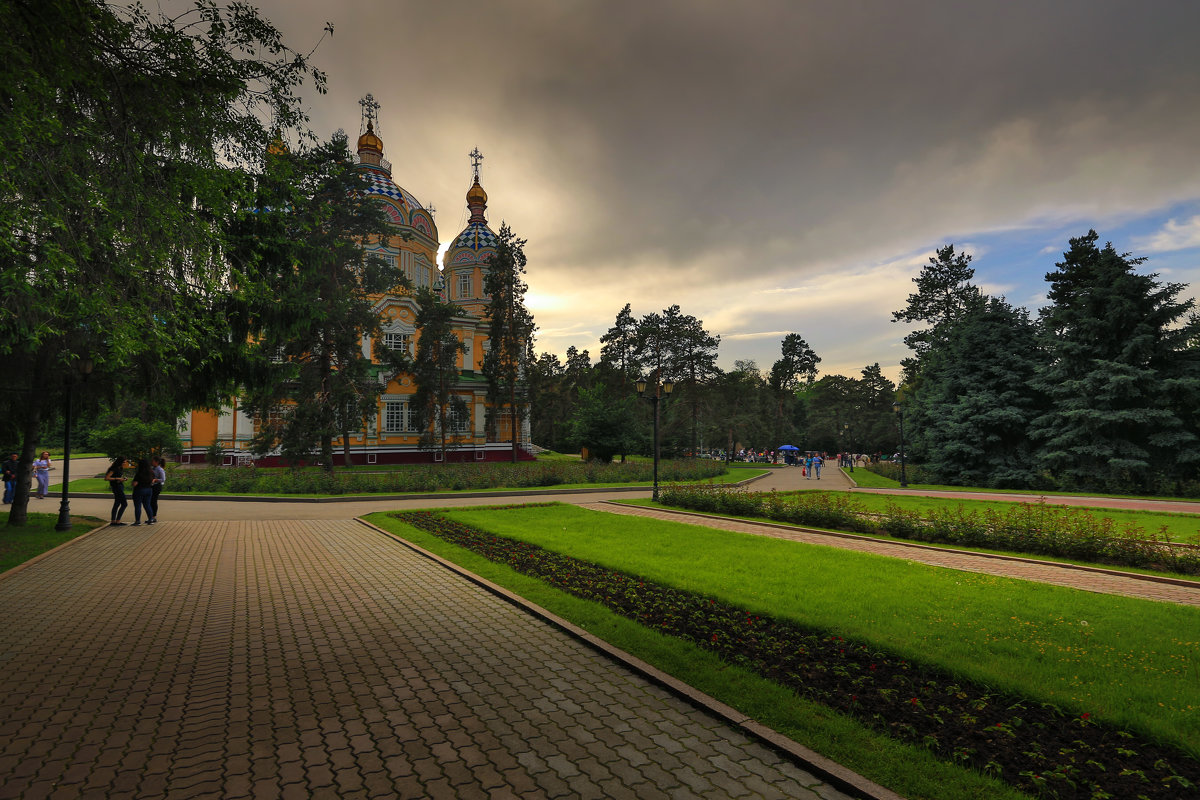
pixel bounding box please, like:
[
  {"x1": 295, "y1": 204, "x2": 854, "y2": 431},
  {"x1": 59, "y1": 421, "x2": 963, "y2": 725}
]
[{"x1": 360, "y1": 167, "x2": 425, "y2": 212}]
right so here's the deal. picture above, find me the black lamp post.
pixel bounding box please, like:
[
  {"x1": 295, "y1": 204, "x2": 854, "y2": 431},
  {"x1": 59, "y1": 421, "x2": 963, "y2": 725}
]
[
  {"x1": 56, "y1": 357, "x2": 94, "y2": 531},
  {"x1": 636, "y1": 376, "x2": 674, "y2": 501},
  {"x1": 891, "y1": 401, "x2": 908, "y2": 488}
]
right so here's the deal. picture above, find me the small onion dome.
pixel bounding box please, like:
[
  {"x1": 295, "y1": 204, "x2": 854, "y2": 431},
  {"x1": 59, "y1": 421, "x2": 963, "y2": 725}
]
[
  {"x1": 267, "y1": 128, "x2": 288, "y2": 155},
  {"x1": 357, "y1": 120, "x2": 384, "y2": 154},
  {"x1": 466, "y1": 177, "x2": 487, "y2": 206}
]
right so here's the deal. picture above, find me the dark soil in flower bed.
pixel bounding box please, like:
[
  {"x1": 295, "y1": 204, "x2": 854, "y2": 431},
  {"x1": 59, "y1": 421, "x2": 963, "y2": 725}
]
[{"x1": 394, "y1": 509, "x2": 1199, "y2": 799}]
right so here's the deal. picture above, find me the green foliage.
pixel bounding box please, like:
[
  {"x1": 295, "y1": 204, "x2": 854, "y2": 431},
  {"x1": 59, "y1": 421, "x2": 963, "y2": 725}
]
[
  {"x1": 1030, "y1": 230, "x2": 1200, "y2": 492},
  {"x1": 483, "y1": 224, "x2": 537, "y2": 460},
  {"x1": 1, "y1": 0, "x2": 322, "y2": 523},
  {"x1": 88, "y1": 419, "x2": 181, "y2": 460},
  {"x1": 566, "y1": 385, "x2": 638, "y2": 462},
  {"x1": 892, "y1": 244, "x2": 982, "y2": 382},
  {"x1": 234, "y1": 133, "x2": 398, "y2": 471},
  {"x1": 660, "y1": 483, "x2": 1200, "y2": 575},
  {"x1": 909, "y1": 297, "x2": 1045, "y2": 487},
  {"x1": 167, "y1": 458, "x2": 726, "y2": 494},
  {"x1": 410, "y1": 287, "x2": 468, "y2": 457}
]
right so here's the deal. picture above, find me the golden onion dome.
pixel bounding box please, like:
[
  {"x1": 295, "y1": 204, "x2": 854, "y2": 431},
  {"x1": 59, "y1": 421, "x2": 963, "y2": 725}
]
[
  {"x1": 357, "y1": 120, "x2": 384, "y2": 153},
  {"x1": 466, "y1": 177, "x2": 487, "y2": 206}
]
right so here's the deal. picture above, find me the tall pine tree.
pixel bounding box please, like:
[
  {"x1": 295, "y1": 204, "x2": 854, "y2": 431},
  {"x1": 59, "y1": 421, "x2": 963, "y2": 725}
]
[
  {"x1": 483, "y1": 224, "x2": 537, "y2": 461},
  {"x1": 1031, "y1": 231, "x2": 1200, "y2": 491}
]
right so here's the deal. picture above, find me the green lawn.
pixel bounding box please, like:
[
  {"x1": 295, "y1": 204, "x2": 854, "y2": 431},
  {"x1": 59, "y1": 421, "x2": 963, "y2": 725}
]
[
  {"x1": 368, "y1": 503, "x2": 1199, "y2": 799},
  {"x1": 0, "y1": 512, "x2": 106, "y2": 574}
]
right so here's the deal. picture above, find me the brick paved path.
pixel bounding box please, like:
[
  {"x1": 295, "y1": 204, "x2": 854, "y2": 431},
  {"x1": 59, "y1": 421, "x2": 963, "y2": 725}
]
[
  {"x1": 0, "y1": 519, "x2": 858, "y2": 800},
  {"x1": 588, "y1": 504, "x2": 1200, "y2": 607}
]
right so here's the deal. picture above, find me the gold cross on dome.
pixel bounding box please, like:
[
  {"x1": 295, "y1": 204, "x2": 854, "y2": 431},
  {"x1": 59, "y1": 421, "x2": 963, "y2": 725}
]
[
  {"x1": 359, "y1": 93, "x2": 381, "y2": 130},
  {"x1": 469, "y1": 147, "x2": 484, "y2": 181}
]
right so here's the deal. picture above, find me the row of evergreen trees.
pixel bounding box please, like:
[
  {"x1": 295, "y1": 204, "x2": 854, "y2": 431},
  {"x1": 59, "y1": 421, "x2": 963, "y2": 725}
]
[
  {"x1": 896, "y1": 232, "x2": 1200, "y2": 493},
  {"x1": 526, "y1": 306, "x2": 903, "y2": 462}
]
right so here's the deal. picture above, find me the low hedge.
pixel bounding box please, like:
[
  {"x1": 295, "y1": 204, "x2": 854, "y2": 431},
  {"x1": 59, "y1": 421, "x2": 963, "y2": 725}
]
[
  {"x1": 657, "y1": 484, "x2": 1200, "y2": 575},
  {"x1": 168, "y1": 459, "x2": 727, "y2": 495}
]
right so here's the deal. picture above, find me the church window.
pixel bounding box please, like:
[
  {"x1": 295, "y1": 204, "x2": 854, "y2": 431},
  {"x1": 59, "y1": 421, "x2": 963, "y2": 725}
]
[
  {"x1": 383, "y1": 401, "x2": 415, "y2": 432},
  {"x1": 449, "y1": 404, "x2": 471, "y2": 433},
  {"x1": 458, "y1": 272, "x2": 472, "y2": 299},
  {"x1": 382, "y1": 332, "x2": 412, "y2": 353}
]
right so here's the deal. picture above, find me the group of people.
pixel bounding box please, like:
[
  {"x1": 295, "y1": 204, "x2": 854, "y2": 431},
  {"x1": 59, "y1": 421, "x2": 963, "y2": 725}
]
[
  {"x1": 105, "y1": 456, "x2": 166, "y2": 526},
  {"x1": 2, "y1": 451, "x2": 55, "y2": 503}
]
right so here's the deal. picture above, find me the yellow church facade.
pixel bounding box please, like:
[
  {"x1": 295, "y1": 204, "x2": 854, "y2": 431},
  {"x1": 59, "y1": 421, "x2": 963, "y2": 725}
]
[{"x1": 178, "y1": 99, "x2": 531, "y2": 466}]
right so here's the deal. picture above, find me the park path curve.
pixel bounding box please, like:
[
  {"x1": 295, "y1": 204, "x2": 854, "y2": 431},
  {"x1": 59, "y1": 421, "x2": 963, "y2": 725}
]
[
  {"x1": 0, "y1": 517, "x2": 872, "y2": 800},
  {"x1": 585, "y1": 503, "x2": 1200, "y2": 607}
]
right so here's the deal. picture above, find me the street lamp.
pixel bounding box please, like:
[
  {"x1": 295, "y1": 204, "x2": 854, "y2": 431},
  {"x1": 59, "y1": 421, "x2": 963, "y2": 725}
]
[
  {"x1": 891, "y1": 401, "x2": 908, "y2": 488},
  {"x1": 56, "y1": 357, "x2": 94, "y2": 531},
  {"x1": 636, "y1": 376, "x2": 674, "y2": 501}
]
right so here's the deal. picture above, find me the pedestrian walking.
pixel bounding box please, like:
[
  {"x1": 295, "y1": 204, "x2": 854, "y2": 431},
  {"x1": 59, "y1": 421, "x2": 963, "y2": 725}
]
[
  {"x1": 812, "y1": 453, "x2": 823, "y2": 479},
  {"x1": 130, "y1": 457, "x2": 155, "y2": 525},
  {"x1": 2, "y1": 453, "x2": 18, "y2": 504},
  {"x1": 106, "y1": 457, "x2": 128, "y2": 525},
  {"x1": 150, "y1": 456, "x2": 166, "y2": 521},
  {"x1": 804, "y1": 454, "x2": 812, "y2": 479},
  {"x1": 33, "y1": 451, "x2": 52, "y2": 498}
]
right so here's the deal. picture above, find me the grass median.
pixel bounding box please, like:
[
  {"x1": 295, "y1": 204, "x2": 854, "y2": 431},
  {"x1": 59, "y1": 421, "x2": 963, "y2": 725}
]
[
  {"x1": 368, "y1": 502, "x2": 1199, "y2": 799},
  {"x1": 0, "y1": 512, "x2": 106, "y2": 574}
]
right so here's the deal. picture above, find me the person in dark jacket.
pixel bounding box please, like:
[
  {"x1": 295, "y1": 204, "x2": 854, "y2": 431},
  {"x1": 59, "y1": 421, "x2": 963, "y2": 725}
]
[
  {"x1": 130, "y1": 457, "x2": 155, "y2": 526},
  {"x1": 105, "y1": 457, "x2": 128, "y2": 525},
  {"x1": 2, "y1": 453, "x2": 18, "y2": 504}
]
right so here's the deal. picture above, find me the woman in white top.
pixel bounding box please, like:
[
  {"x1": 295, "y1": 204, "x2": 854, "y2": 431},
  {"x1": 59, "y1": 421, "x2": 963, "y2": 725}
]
[{"x1": 33, "y1": 451, "x2": 51, "y2": 498}]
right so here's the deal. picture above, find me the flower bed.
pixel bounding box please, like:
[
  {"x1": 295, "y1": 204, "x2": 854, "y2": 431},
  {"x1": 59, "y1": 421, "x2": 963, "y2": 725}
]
[
  {"x1": 394, "y1": 509, "x2": 1199, "y2": 799},
  {"x1": 167, "y1": 459, "x2": 726, "y2": 494},
  {"x1": 657, "y1": 484, "x2": 1200, "y2": 575}
]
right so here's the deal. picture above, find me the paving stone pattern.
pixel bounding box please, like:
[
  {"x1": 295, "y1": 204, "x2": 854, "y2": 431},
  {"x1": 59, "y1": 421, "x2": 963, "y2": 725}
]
[{"x1": 0, "y1": 520, "x2": 852, "y2": 799}]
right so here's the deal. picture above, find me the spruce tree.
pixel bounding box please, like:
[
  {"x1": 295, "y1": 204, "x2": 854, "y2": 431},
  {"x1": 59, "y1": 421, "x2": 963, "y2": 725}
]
[
  {"x1": 1031, "y1": 230, "x2": 1200, "y2": 491},
  {"x1": 410, "y1": 287, "x2": 468, "y2": 459},
  {"x1": 916, "y1": 296, "x2": 1045, "y2": 487},
  {"x1": 483, "y1": 224, "x2": 537, "y2": 461}
]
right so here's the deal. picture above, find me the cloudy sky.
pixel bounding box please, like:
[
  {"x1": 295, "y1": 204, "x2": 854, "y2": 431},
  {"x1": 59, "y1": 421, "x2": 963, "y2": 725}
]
[{"x1": 246, "y1": 0, "x2": 1200, "y2": 383}]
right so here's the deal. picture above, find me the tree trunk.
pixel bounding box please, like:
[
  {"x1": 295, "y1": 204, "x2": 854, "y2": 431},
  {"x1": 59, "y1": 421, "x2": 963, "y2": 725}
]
[
  {"x1": 510, "y1": 383, "x2": 518, "y2": 463},
  {"x1": 7, "y1": 353, "x2": 49, "y2": 527}
]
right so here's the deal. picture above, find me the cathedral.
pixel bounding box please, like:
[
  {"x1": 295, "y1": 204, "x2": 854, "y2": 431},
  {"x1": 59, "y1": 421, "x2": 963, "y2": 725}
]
[{"x1": 177, "y1": 96, "x2": 532, "y2": 465}]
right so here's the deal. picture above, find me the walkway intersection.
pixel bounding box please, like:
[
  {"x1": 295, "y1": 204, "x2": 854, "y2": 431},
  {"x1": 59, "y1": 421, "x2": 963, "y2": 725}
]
[{"x1": 3, "y1": 459, "x2": 1195, "y2": 798}]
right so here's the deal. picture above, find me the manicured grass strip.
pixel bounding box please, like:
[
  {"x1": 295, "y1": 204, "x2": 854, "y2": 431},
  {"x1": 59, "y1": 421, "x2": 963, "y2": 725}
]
[
  {"x1": 434, "y1": 504, "x2": 1200, "y2": 760},
  {"x1": 365, "y1": 510, "x2": 1026, "y2": 800},
  {"x1": 0, "y1": 512, "x2": 106, "y2": 574}
]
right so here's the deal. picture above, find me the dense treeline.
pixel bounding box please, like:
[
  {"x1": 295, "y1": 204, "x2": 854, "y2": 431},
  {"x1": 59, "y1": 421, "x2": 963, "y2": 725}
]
[
  {"x1": 535, "y1": 231, "x2": 1200, "y2": 496},
  {"x1": 527, "y1": 304, "x2": 900, "y2": 462}
]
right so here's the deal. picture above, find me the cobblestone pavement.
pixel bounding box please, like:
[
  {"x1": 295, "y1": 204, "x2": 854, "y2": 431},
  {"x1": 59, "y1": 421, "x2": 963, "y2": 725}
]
[
  {"x1": 0, "y1": 519, "x2": 860, "y2": 800},
  {"x1": 587, "y1": 503, "x2": 1200, "y2": 607}
]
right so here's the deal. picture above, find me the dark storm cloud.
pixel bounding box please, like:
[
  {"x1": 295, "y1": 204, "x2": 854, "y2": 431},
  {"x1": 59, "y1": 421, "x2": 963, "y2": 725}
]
[{"x1": 248, "y1": 0, "x2": 1200, "y2": 372}]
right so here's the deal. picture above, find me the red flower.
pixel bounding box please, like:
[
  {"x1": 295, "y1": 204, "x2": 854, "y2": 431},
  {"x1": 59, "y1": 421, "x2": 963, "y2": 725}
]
[
  {"x1": 1081, "y1": 712, "x2": 1091, "y2": 720},
  {"x1": 869, "y1": 664, "x2": 876, "y2": 670},
  {"x1": 910, "y1": 697, "x2": 919, "y2": 705}
]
